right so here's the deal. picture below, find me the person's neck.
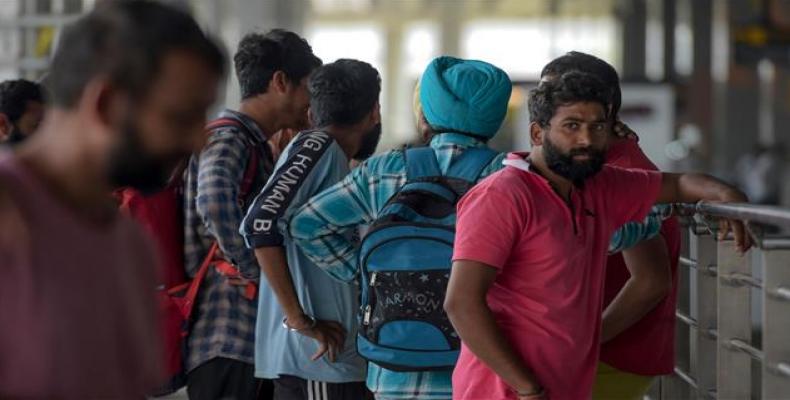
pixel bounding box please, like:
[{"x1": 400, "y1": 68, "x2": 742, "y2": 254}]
[
  {"x1": 238, "y1": 96, "x2": 282, "y2": 136},
  {"x1": 15, "y1": 111, "x2": 118, "y2": 226},
  {"x1": 321, "y1": 124, "x2": 359, "y2": 159},
  {"x1": 527, "y1": 147, "x2": 574, "y2": 201}
]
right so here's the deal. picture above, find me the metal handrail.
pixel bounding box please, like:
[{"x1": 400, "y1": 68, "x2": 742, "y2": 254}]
[
  {"x1": 664, "y1": 203, "x2": 790, "y2": 400},
  {"x1": 674, "y1": 312, "x2": 719, "y2": 339},
  {"x1": 771, "y1": 286, "x2": 790, "y2": 302},
  {"x1": 728, "y1": 339, "x2": 765, "y2": 361},
  {"x1": 674, "y1": 367, "x2": 699, "y2": 389},
  {"x1": 720, "y1": 273, "x2": 764, "y2": 289},
  {"x1": 682, "y1": 202, "x2": 790, "y2": 228},
  {"x1": 762, "y1": 238, "x2": 790, "y2": 250},
  {"x1": 676, "y1": 311, "x2": 698, "y2": 328},
  {"x1": 679, "y1": 257, "x2": 697, "y2": 269},
  {"x1": 775, "y1": 362, "x2": 790, "y2": 378}
]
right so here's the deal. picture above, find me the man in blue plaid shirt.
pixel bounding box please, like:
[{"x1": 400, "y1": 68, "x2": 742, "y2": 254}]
[
  {"x1": 183, "y1": 30, "x2": 321, "y2": 400},
  {"x1": 289, "y1": 56, "x2": 666, "y2": 400}
]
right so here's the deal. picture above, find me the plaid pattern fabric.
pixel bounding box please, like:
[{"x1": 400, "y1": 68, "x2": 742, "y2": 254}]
[
  {"x1": 183, "y1": 110, "x2": 275, "y2": 371},
  {"x1": 289, "y1": 133, "x2": 501, "y2": 399},
  {"x1": 609, "y1": 205, "x2": 670, "y2": 253},
  {"x1": 289, "y1": 133, "x2": 504, "y2": 282},
  {"x1": 290, "y1": 132, "x2": 666, "y2": 399},
  {"x1": 366, "y1": 364, "x2": 453, "y2": 400}
]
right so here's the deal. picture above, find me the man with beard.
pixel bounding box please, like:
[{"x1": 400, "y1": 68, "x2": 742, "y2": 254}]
[
  {"x1": 183, "y1": 29, "x2": 321, "y2": 400},
  {"x1": 444, "y1": 71, "x2": 750, "y2": 400},
  {"x1": 240, "y1": 59, "x2": 381, "y2": 400},
  {"x1": 0, "y1": 1, "x2": 225, "y2": 398},
  {"x1": 541, "y1": 52, "x2": 682, "y2": 400},
  {"x1": 0, "y1": 79, "x2": 45, "y2": 145}
]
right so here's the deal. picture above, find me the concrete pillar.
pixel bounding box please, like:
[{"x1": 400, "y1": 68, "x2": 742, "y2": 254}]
[
  {"x1": 619, "y1": 0, "x2": 647, "y2": 81},
  {"x1": 383, "y1": 21, "x2": 404, "y2": 145},
  {"x1": 663, "y1": 0, "x2": 676, "y2": 82},
  {"x1": 438, "y1": 0, "x2": 461, "y2": 57},
  {"x1": 711, "y1": 0, "x2": 760, "y2": 176}
]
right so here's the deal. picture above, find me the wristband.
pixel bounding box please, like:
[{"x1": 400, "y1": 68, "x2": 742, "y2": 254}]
[{"x1": 282, "y1": 314, "x2": 316, "y2": 332}]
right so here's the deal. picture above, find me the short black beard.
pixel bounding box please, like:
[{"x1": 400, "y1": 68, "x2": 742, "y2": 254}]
[
  {"x1": 354, "y1": 122, "x2": 382, "y2": 160},
  {"x1": 107, "y1": 119, "x2": 176, "y2": 194},
  {"x1": 543, "y1": 135, "x2": 605, "y2": 188}
]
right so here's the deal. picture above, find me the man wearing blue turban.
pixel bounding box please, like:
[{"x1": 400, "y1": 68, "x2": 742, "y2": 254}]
[
  {"x1": 289, "y1": 56, "x2": 512, "y2": 399},
  {"x1": 419, "y1": 56, "x2": 512, "y2": 140}
]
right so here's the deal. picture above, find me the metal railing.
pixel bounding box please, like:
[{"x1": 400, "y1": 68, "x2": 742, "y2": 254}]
[{"x1": 649, "y1": 202, "x2": 790, "y2": 400}]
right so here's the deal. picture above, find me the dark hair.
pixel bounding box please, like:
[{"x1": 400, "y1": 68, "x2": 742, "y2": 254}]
[
  {"x1": 540, "y1": 51, "x2": 621, "y2": 117},
  {"x1": 307, "y1": 59, "x2": 381, "y2": 127},
  {"x1": 47, "y1": 0, "x2": 225, "y2": 109},
  {"x1": 0, "y1": 79, "x2": 45, "y2": 122},
  {"x1": 528, "y1": 71, "x2": 611, "y2": 127},
  {"x1": 234, "y1": 29, "x2": 322, "y2": 99}
]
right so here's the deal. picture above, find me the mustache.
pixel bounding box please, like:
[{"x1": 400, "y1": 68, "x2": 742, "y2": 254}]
[{"x1": 567, "y1": 147, "x2": 597, "y2": 157}]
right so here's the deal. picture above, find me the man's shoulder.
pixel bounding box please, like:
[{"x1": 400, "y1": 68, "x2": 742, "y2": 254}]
[
  {"x1": 607, "y1": 138, "x2": 659, "y2": 171},
  {"x1": 260, "y1": 131, "x2": 341, "y2": 209},
  {"x1": 203, "y1": 125, "x2": 250, "y2": 153},
  {"x1": 276, "y1": 130, "x2": 341, "y2": 174},
  {"x1": 364, "y1": 148, "x2": 406, "y2": 175},
  {"x1": 596, "y1": 163, "x2": 657, "y2": 180},
  {"x1": 587, "y1": 164, "x2": 662, "y2": 204},
  {"x1": 465, "y1": 166, "x2": 532, "y2": 202},
  {"x1": 285, "y1": 130, "x2": 337, "y2": 159},
  {"x1": 485, "y1": 163, "x2": 532, "y2": 185}
]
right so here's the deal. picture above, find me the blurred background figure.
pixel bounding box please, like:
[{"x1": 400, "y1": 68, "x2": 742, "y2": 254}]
[
  {"x1": 0, "y1": 78, "x2": 45, "y2": 145},
  {"x1": 0, "y1": 1, "x2": 226, "y2": 398},
  {"x1": 734, "y1": 142, "x2": 786, "y2": 205}
]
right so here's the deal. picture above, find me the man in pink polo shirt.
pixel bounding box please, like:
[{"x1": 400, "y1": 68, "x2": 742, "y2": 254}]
[
  {"x1": 444, "y1": 71, "x2": 750, "y2": 400},
  {"x1": 541, "y1": 52, "x2": 682, "y2": 399}
]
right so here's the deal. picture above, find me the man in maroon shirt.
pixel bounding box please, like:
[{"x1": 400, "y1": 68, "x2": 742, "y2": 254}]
[
  {"x1": 541, "y1": 52, "x2": 681, "y2": 399},
  {"x1": 0, "y1": 2, "x2": 226, "y2": 398}
]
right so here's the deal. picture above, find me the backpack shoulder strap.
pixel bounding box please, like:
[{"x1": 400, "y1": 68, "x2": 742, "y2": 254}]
[
  {"x1": 205, "y1": 116, "x2": 262, "y2": 202},
  {"x1": 239, "y1": 146, "x2": 259, "y2": 200},
  {"x1": 205, "y1": 117, "x2": 243, "y2": 134},
  {"x1": 405, "y1": 147, "x2": 441, "y2": 181},
  {"x1": 446, "y1": 147, "x2": 499, "y2": 183}
]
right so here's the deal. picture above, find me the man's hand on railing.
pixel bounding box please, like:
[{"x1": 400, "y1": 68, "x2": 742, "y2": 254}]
[
  {"x1": 659, "y1": 174, "x2": 753, "y2": 254},
  {"x1": 712, "y1": 189, "x2": 752, "y2": 254}
]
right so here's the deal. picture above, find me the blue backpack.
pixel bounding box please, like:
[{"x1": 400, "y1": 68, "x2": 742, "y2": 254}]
[{"x1": 357, "y1": 146, "x2": 498, "y2": 371}]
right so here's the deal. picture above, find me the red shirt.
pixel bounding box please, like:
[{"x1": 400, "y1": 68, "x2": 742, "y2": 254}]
[
  {"x1": 600, "y1": 138, "x2": 681, "y2": 375},
  {"x1": 452, "y1": 153, "x2": 662, "y2": 400}
]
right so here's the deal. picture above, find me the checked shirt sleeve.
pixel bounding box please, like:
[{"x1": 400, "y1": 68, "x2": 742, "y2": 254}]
[
  {"x1": 195, "y1": 133, "x2": 259, "y2": 280},
  {"x1": 289, "y1": 162, "x2": 378, "y2": 282},
  {"x1": 608, "y1": 204, "x2": 671, "y2": 254}
]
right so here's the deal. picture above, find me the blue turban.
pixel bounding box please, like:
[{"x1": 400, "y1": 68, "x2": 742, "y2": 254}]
[{"x1": 419, "y1": 56, "x2": 512, "y2": 139}]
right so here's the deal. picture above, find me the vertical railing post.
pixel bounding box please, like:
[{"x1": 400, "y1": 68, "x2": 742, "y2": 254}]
[
  {"x1": 761, "y1": 242, "x2": 790, "y2": 398},
  {"x1": 694, "y1": 232, "x2": 718, "y2": 398},
  {"x1": 664, "y1": 224, "x2": 694, "y2": 400},
  {"x1": 716, "y1": 240, "x2": 753, "y2": 398}
]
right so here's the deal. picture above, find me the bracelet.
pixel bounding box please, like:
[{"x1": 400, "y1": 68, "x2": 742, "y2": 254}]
[
  {"x1": 515, "y1": 386, "x2": 544, "y2": 398},
  {"x1": 282, "y1": 314, "x2": 316, "y2": 332}
]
